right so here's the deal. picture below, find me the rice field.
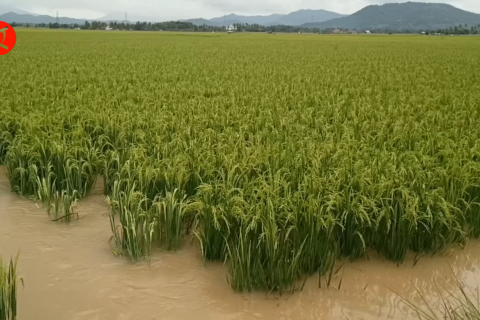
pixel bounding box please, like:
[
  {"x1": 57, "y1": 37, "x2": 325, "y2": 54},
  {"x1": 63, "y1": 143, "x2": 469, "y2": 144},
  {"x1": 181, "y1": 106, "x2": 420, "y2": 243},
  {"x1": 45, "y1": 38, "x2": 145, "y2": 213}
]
[{"x1": 1, "y1": 29, "x2": 480, "y2": 293}]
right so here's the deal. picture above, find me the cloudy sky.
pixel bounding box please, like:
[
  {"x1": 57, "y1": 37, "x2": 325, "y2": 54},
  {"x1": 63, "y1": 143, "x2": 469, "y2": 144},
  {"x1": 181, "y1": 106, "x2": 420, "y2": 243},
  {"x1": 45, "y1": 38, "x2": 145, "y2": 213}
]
[{"x1": 5, "y1": 0, "x2": 480, "y2": 20}]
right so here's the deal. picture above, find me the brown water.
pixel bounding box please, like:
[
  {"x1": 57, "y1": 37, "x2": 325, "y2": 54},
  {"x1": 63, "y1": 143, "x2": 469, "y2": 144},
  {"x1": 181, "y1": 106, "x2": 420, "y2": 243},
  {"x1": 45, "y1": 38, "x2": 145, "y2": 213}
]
[{"x1": 1, "y1": 169, "x2": 480, "y2": 320}]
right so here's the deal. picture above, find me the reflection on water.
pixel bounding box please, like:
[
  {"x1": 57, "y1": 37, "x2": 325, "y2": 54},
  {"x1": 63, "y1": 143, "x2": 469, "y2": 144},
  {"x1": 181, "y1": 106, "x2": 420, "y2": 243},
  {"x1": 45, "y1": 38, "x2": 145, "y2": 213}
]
[{"x1": 1, "y1": 168, "x2": 480, "y2": 320}]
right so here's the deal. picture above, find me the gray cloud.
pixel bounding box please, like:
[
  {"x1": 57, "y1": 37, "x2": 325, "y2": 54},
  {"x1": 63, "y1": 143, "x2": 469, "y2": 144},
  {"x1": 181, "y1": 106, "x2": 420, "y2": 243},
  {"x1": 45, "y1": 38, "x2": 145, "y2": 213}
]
[{"x1": 4, "y1": 0, "x2": 480, "y2": 20}]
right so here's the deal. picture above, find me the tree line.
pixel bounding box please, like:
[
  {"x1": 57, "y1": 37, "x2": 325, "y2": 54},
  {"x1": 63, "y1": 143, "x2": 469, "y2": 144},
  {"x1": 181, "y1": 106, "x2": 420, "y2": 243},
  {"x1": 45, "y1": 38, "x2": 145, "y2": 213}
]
[
  {"x1": 10, "y1": 20, "x2": 480, "y2": 35},
  {"x1": 370, "y1": 24, "x2": 480, "y2": 35},
  {"x1": 37, "y1": 21, "x2": 322, "y2": 33}
]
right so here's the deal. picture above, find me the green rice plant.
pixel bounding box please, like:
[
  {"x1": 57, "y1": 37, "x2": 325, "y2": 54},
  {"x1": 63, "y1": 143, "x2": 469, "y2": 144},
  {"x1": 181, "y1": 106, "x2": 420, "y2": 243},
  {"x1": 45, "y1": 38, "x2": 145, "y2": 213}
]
[
  {"x1": 5, "y1": 134, "x2": 97, "y2": 201},
  {"x1": 57, "y1": 190, "x2": 79, "y2": 222},
  {"x1": 410, "y1": 190, "x2": 466, "y2": 255},
  {"x1": 192, "y1": 184, "x2": 232, "y2": 261},
  {"x1": 102, "y1": 150, "x2": 122, "y2": 196},
  {"x1": 5, "y1": 146, "x2": 39, "y2": 196},
  {"x1": 44, "y1": 189, "x2": 79, "y2": 222},
  {"x1": 36, "y1": 172, "x2": 55, "y2": 215},
  {"x1": 225, "y1": 174, "x2": 338, "y2": 293},
  {"x1": 107, "y1": 180, "x2": 155, "y2": 261},
  {"x1": 466, "y1": 185, "x2": 480, "y2": 237},
  {"x1": 35, "y1": 167, "x2": 80, "y2": 222},
  {"x1": 0, "y1": 131, "x2": 12, "y2": 165},
  {"x1": 335, "y1": 189, "x2": 372, "y2": 260},
  {"x1": 372, "y1": 186, "x2": 417, "y2": 263},
  {"x1": 152, "y1": 189, "x2": 190, "y2": 251},
  {"x1": 0, "y1": 254, "x2": 22, "y2": 320},
  {"x1": 294, "y1": 193, "x2": 339, "y2": 278},
  {"x1": 226, "y1": 225, "x2": 308, "y2": 293}
]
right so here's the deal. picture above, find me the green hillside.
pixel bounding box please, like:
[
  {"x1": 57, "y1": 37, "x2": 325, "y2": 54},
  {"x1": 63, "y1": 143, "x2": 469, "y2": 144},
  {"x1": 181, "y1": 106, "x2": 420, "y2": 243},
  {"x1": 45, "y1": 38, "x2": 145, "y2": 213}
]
[{"x1": 304, "y1": 2, "x2": 480, "y2": 30}]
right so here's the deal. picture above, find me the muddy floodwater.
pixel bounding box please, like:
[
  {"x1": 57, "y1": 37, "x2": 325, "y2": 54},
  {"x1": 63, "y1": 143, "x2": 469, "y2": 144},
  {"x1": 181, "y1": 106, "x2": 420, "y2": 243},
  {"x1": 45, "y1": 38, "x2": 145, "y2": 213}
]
[{"x1": 1, "y1": 169, "x2": 480, "y2": 320}]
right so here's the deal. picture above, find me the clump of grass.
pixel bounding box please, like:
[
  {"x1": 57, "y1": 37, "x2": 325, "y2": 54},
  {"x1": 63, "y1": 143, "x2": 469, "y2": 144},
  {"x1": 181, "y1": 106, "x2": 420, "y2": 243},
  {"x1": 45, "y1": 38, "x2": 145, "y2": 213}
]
[{"x1": 0, "y1": 254, "x2": 22, "y2": 320}]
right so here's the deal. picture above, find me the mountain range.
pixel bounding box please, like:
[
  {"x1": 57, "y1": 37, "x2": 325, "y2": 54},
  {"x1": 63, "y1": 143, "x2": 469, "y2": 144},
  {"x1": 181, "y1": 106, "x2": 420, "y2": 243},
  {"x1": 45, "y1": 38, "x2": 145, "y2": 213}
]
[
  {"x1": 96, "y1": 12, "x2": 157, "y2": 23},
  {"x1": 1, "y1": 2, "x2": 480, "y2": 31},
  {"x1": 302, "y1": 2, "x2": 480, "y2": 30},
  {"x1": 0, "y1": 8, "x2": 346, "y2": 26},
  {"x1": 185, "y1": 10, "x2": 346, "y2": 26},
  {"x1": 0, "y1": 4, "x2": 37, "y2": 16},
  {"x1": 0, "y1": 12, "x2": 88, "y2": 25}
]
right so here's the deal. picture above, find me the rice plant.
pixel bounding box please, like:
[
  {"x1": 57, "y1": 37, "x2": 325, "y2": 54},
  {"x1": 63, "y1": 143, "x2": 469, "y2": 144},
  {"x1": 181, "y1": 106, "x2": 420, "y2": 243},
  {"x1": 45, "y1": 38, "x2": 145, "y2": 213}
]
[
  {"x1": 107, "y1": 179, "x2": 155, "y2": 261},
  {"x1": 152, "y1": 189, "x2": 190, "y2": 251},
  {"x1": 0, "y1": 254, "x2": 22, "y2": 320}
]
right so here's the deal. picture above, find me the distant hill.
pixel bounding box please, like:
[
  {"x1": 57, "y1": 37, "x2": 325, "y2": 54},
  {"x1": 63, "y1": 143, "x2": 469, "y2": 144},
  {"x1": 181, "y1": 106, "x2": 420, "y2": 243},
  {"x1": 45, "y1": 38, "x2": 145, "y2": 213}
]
[
  {"x1": 183, "y1": 18, "x2": 241, "y2": 27},
  {"x1": 0, "y1": 8, "x2": 343, "y2": 28},
  {"x1": 183, "y1": 18, "x2": 215, "y2": 26},
  {"x1": 272, "y1": 9, "x2": 346, "y2": 26},
  {"x1": 208, "y1": 13, "x2": 285, "y2": 25},
  {"x1": 0, "y1": 12, "x2": 87, "y2": 24},
  {"x1": 187, "y1": 9, "x2": 345, "y2": 26},
  {"x1": 0, "y1": 5, "x2": 36, "y2": 16},
  {"x1": 303, "y1": 2, "x2": 480, "y2": 30},
  {"x1": 97, "y1": 12, "x2": 156, "y2": 22}
]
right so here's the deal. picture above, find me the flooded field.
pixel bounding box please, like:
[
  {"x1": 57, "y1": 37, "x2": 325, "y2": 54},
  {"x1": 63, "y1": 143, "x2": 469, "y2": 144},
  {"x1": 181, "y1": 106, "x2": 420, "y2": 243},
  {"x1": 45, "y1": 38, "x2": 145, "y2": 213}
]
[
  {"x1": 0, "y1": 168, "x2": 479, "y2": 320},
  {"x1": 2, "y1": 31, "x2": 480, "y2": 319}
]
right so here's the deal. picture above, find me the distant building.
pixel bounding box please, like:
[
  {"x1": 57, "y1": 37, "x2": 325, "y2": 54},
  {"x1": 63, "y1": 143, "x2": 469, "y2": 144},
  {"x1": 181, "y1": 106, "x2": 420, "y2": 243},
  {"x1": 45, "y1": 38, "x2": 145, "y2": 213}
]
[
  {"x1": 333, "y1": 29, "x2": 341, "y2": 34},
  {"x1": 365, "y1": 30, "x2": 371, "y2": 34},
  {"x1": 226, "y1": 25, "x2": 236, "y2": 33},
  {"x1": 105, "y1": 25, "x2": 113, "y2": 31}
]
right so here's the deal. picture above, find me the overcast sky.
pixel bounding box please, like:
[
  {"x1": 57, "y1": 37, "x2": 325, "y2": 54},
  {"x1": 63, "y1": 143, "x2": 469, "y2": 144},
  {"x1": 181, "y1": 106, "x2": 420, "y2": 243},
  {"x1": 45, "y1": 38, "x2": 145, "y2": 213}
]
[{"x1": 5, "y1": 0, "x2": 480, "y2": 20}]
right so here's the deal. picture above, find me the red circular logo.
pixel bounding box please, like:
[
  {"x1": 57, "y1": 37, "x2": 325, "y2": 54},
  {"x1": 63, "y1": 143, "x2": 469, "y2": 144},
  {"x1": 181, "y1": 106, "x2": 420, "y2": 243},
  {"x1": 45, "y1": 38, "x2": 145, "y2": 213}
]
[{"x1": 0, "y1": 21, "x2": 17, "y2": 55}]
